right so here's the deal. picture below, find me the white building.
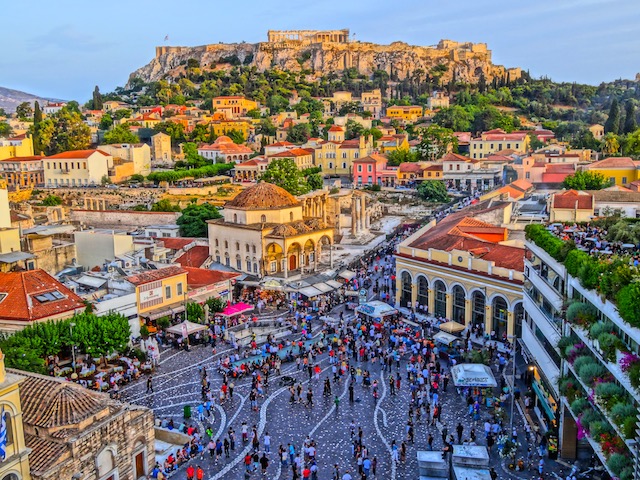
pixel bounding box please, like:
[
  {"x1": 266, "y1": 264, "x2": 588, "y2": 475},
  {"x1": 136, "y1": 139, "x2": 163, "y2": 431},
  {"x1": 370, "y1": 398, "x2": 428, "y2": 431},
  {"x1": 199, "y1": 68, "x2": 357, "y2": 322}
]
[
  {"x1": 44, "y1": 149, "x2": 113, "y2": 187},
  {"x1": 98, "y1": 143, "x2": 151, "y2": 176}
]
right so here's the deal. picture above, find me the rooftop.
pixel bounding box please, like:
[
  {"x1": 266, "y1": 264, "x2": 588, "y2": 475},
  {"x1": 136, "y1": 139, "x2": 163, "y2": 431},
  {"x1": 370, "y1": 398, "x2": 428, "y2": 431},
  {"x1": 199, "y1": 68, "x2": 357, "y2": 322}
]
[
  {"x1": 225, "y1": 182, "x2": 300, "y2": 210},
  {"x1": 185, "y1": 267, "x2": 240, "y2": 288},
  {"x1": 126, "y1": 265, "x2": 186, "y2": 286},
  {"x1": 46, "y1": 149, "x2": 110, "y2": 159}
]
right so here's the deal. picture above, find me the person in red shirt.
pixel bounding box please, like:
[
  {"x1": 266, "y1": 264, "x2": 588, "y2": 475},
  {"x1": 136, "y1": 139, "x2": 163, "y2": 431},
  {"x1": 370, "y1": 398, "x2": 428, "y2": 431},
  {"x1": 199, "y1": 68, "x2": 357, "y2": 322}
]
[
  {"x1": 302, "y1": 465, "x2": 311, "y2": 479},
  {"x1": 186, "y1": 465, "x2": 195, "y2": 480},
  {"x1": 196, "y1": 466, "x2": 204, "y2": 480}
]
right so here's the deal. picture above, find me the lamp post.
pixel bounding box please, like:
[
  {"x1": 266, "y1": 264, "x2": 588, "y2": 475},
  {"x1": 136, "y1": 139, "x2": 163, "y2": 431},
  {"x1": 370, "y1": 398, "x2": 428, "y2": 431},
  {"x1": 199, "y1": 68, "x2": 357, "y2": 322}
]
[{"x1": 508, "y1": 334, "x2": 517, "y2": 432}]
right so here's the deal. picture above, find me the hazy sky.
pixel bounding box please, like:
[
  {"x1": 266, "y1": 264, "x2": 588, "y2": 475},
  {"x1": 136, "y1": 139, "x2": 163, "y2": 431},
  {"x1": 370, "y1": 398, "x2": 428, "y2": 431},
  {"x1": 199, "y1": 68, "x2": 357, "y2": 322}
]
[{"x1": 2, "y1": 0, "x2": 639, "y2": 101}]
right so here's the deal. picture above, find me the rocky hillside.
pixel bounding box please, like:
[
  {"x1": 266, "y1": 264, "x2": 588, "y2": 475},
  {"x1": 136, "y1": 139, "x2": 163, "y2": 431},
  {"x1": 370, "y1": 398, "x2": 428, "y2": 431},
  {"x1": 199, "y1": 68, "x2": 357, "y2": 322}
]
[
  {"x1": 0, "y1": 86, "x2": 62, "y2": 113},
  {"x1": 129, "y1": 38, "x2": 521, "y2": 86}
]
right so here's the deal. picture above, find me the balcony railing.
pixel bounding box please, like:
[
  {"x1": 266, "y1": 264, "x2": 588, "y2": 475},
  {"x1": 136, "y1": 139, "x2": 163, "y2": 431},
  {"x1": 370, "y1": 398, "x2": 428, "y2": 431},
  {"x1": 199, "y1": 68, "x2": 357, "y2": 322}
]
[{"x1": 524, "y1": 288, "x2": 562, "y2": 331}]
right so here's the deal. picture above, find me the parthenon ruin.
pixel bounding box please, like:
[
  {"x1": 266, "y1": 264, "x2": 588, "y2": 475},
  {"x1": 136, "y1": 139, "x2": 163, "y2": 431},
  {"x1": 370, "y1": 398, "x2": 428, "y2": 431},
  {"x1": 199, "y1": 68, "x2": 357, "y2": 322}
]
[{"x1": 267, "y1": 29, "x2": 350, "y2": 44}]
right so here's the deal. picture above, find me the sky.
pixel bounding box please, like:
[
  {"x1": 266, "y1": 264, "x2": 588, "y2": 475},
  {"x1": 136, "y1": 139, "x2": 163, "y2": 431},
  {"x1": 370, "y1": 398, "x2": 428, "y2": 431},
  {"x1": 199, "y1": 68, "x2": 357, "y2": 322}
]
[{"x1": 1, "y1": 0, "x2": 639, "y2": 101}]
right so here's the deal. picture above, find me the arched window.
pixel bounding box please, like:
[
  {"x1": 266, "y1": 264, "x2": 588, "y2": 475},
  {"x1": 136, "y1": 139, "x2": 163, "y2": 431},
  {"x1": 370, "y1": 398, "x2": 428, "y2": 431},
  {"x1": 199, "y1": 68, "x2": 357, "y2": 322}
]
[
  {"x1": 215, "y1": 250, "x2": 220, "y2": 263},
  {"x1": 400, "y1": 272, "x2": 412, "y2": 308},
  {"x1": 236, "y1": 254, "x2": 242, "y2": 270},
  {"x1": 290, "y1": 212, "x2": 294, "y2": 222},
  {"x1": 224, "y1": 240, "x2": 228, "y2": 249},
  {"x1": 96, "y1": 446, "x2": 116, "y2": 479},
  {"x1": 233, "y1": 213, "x2": 237, "y2": 223},
  {"x1": 2, "y1": 474, "x2": 20, "y2": 480},
  {"x1": 245, "y1": 244, "x2": 250, "y2": 252},
  {"x1": 472, "y1": 291, "x2": 486, "y2": 331},
  {"x1": 235, "y1": 242, "x2": 240, "y2": 251},
  {"x1": 492, "y1": 297, "x2": 509, "y2": 340},
  {"x1": 224, "y1": 252, "x2": 230, "y2": 266},
  {"x1": 261, "y1": 215, "x2": 266, "y2": 223},
  {"x1": 434, "y1": 280, "x2": 447, "y2": 318},
  {"x1": 452, "y1": 285, "x2": 466, "y2": 324},
  {"x1": 215, "y1": 239, "x2": 219, "y2": 247},
  {"x1": 417, "y1": 276, "x2": 428, "y2": 311},
  {"x1": 252, "y1": 245, "x2": 256, "y2": 254},
  {"x1": 246, "y1": 256, "x2": 251, "y2": 271}
]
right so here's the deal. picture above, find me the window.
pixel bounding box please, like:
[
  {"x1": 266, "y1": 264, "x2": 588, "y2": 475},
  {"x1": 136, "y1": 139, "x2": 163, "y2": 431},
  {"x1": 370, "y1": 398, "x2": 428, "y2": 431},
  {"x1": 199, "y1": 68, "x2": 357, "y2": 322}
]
[
  {"x1": 622, "y1": 176, "x2": 628, "y2": 184},
  {"x1": 165, "y1": 285, "x2": 172, "y2": 299},
  {"x1": 176, "y1": 283, "x2": 183, "y2": 296},
  {"x1": 400, "y1": 272, "x2": 412, "y2": 308},
  {"x1": 233, "y1": 214, "x2": 237, "y2": 222},
  {"x1": 245, "y1": 244, "x2": 250, "y2": 252},
  {"x1": 261, "y1": 215, "x2": 266, "y2": 223},
  {"x1": 246, "y1": 257, "x2": 251, "y2": 271},
  {"x1": 235, "y1": 242, "x2": 240, "y2": 250},
  {"x1": 236, "y1": 255, "x2": 241, "y2": 270},
  {"x1": 490, "y1": 144, "x2": 494, "y2": 149},
  {"x1": 358, "y1": 165, "x2": 362, "y2": 172},
  {"x1": 270, "y1": 261, "x2": 277, "y2": 272},
  {"x1": 526, "y1": 172, "x2": 530, "y2": 179},
  {"x1": 507, "y1": 143, "x2": 511, "y2": 149},
  {"x1": 215, "y1": 239, "x2": 219, "y2": 247},
  {"x1": 609, "y1": 177, "x2": 615, "y2": 185},
  {"x1": 434, "y1": 280, "x2": 447, "y2": 318},
  {"x1": 342, "y1": 152, "x2": 347, "y2": 159},
  {"x1": 290, "y1": 212, "x2": 294, "y2": 221},
  {"x1": 449, "y1": 164, "x2": 453, "y2": 170},
  {"x1": 368, "y1": 165, "x2": 372, "y2": 172},
  {"x1": 328, "y1": 162, "x2": 333, "y2": 169},
  {"x1": 224, "y1": 240, "x2": 228, "y2": 249},
  {"x1": 456, "y1": 164, "x2": 460, "y2": 171},
  {"x1": 252, "y1": 245, "x2": 256, "y2": 254}
]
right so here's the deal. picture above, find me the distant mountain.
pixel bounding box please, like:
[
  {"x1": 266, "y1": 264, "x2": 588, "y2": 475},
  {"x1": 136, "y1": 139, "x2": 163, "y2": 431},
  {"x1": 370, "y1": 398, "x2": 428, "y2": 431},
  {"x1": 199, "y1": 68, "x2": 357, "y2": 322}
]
[{"x1": 0, "y1": 86, "x2": 64, "y2": 113}]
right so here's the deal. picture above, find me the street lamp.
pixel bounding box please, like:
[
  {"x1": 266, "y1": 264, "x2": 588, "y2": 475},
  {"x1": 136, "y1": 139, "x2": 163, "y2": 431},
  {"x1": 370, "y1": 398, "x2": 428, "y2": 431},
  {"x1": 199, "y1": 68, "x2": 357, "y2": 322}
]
[
  {"x1": 508, "y1": 334, "x2": 517, "y2": 432},
  {"x1": 70, "y1": 322, "x2": 76, "y2": 372}
]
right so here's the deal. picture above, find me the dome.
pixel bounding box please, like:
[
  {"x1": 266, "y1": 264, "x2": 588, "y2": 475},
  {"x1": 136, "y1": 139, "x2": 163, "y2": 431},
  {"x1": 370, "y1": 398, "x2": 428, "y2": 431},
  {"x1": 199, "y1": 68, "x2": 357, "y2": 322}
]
[
  {"x1": 226, "y1": 182, "x2": 301, "y2": 210},
  {"x1": 214, "y1": 135, "x2": 233, "y2": 144}
]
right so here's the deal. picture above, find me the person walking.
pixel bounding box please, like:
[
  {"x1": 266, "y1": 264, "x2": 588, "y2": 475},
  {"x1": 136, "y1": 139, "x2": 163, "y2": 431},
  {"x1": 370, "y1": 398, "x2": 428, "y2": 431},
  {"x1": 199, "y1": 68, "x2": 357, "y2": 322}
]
[
  {"x1": 456, "y1": 423, "x2": 464, "y2": 444},
  {"x1": 260, "y1": 453, "x2": 269, "y2": 476},
  {"x1": 146, "y1": 375, "x2": 153, "y2": 393}
]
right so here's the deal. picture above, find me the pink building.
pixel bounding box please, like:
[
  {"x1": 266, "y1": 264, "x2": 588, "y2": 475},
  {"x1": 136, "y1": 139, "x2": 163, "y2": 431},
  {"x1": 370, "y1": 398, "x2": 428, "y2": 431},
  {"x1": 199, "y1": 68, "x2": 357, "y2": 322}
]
[{"x1": 353, "y1": 154, "x2": 397, "y2": 187}]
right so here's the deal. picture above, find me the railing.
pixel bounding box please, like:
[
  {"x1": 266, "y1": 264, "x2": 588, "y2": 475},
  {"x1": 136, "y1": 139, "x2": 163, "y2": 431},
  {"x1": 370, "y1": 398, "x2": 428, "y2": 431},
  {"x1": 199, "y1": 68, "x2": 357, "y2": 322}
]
[{"x1": 524, "y1": 288, "x2": 562, "y2": 331}]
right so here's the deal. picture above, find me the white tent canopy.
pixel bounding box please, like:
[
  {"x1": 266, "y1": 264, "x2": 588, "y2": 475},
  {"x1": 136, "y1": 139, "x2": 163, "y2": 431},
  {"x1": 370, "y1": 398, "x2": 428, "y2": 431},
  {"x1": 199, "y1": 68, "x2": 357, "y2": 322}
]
[
  {"x1": 439, "y1": 321, "x2": 465, "y2": 334},
  {"x1": 451, "y1": 364, "x2": 497, "y2": 388},
  {"x1": 166, "y1": 321, "x2": 208, "y2": 336},
  {"x1": 433, "y1": 331, "x2": 460, "y2": 346},
  {"x1": 355, "y1": 301, "x2": 397, "y2": 319}
]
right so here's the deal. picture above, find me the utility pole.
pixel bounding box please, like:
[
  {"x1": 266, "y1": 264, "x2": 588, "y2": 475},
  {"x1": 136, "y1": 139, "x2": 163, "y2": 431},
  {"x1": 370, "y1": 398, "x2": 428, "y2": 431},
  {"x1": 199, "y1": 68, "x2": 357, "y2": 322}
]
[{"x1": 509, "y1": 334, "x2": 517, "y2": 432}]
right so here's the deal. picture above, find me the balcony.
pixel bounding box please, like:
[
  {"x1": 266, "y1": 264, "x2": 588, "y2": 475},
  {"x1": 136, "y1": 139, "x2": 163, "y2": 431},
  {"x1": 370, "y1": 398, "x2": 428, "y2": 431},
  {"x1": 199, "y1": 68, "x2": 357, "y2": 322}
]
[
  {"x1": 525, "y1": 259, "x2": 563, "y2": 310},
  {"x1": 524, "y1": 287, "x2": 562, "y2": 334}
]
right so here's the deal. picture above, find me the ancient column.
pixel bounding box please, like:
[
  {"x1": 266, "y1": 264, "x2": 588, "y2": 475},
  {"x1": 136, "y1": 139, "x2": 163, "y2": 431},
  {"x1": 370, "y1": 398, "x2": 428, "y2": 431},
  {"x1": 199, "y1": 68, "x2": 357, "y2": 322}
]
[
  {"x1": 351, "y1": 198, "x2": 357, "y2": 235},
  {"x1": 361, "y1": 197, "x2": 367, "y2": 230}
]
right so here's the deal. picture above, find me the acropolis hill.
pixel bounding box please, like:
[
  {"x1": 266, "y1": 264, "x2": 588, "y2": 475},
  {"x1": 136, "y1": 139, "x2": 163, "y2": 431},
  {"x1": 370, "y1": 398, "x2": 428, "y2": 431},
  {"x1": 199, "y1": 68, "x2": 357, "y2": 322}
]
[{"x1": 129, "y1": 29, "x2": 521, "y2": 85}]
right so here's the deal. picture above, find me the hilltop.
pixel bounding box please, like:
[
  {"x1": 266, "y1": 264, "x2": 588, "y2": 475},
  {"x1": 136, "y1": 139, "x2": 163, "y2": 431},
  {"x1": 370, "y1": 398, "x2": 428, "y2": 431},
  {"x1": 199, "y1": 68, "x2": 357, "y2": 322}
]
[{"x1": 129, "y1": 30, "x2": 521, "y2": 86}]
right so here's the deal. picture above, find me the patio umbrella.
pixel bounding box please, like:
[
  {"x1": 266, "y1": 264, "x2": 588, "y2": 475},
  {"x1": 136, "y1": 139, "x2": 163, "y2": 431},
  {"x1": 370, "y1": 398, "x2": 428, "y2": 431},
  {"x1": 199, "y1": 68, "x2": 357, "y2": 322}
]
[{"x1": 439, "y1": 321, "x2": 465, "y2": 334}]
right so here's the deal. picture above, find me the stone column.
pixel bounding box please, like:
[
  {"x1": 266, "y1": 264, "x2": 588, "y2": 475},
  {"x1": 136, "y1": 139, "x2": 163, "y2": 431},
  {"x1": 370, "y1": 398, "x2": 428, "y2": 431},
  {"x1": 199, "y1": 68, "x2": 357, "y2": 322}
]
[
  {"x1": 464, "y1": 298, "x2": 473, "y2": 327},
  {"x1": 351, "y1": 198, "x2": 357, "y2": 235},
  {"x1": 507, "y1": 310, "x2": 514, "y2": 338},
  {"x1": 484, "y1": 305, "x2": 492, "y2": 337},
  {"x1": 283, "y1": 256, "x2": 288, "y2": 279},
  {"x1": 322, "y1": 197, "x2": 328, "y2": 224},
  {"x1": 445, "y1": 293, "x2": 453, "y2": 321},
  {"x1": 361, "y1": 196, "x2": 367, "y2": 231},
  {"x1": 329, "y1": 244, "x2": 333, "y2": 268},
  {"x1": 411, "y1": 284, "x2": 418, "y2": 312},
  {"x1": 427, "y1": 288, "x2": 435, "y2": 316}
]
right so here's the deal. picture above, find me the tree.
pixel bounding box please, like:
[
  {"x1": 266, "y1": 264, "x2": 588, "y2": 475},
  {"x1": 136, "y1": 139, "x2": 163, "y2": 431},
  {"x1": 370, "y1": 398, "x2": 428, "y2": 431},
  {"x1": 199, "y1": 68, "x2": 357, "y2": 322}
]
[
  {"x1": 154, "y1": 121, "x2": 186, "y2": 143},
  {"x1": 46, "y1": 108, "x2": 91, "y2": 154},
  {"x1": 99, "y1": 113, "x2": 113, "y2": 130},
  {"x1": 261, "y1": 158, "x2": 310, "y2": 195},
  {"x1": 177, "y1": 203, "x2": 222, "y2": 237},
  {"x1": 345, "y1": 120, "x2": 365, "y2": 140},
  {"x1": 205, "y1": 297, "x2": 227, "y2": 313},
  {"x1": 150, "y1": 199, "x2": 181, "y2": 212},
  {"x1": 571, "y1": 129, "x2": 601, "y2": 151},
  {"x1": 387, "y1": 148, "x2": 419, "y2": 166},
  {"x1": 417, "y1": 125, "x2": 458, "y2": 160},
  {"x1": 114, "y1": 109, "x2": 132, "y2": 120},
  {"x1": 33, "y1": 101, "x2": 42, "y2": 124},
  {"x1": 603, "y1": 133, "x2": 620, "y2": 155},
  {"x1": 186, "y1": 303, "x2": 205, "y2": 323},
  {"x1": 102, "y1": 124, "x2": 139, "y2": 144},
  {"x1": 286, "y1": 124, "x2": 311, "y2": 144},
  {"x1": 246, "y1": 108, "x2": 262, "y2": 119},
  {"x1": 433, "y1": 106, "x2": 473, "y2": 132},
  {"x1": 257, "y1": 118, "x2": 276, "y2": 137},
  {"x1": 41, "y1": 194, "x2": 63, "y2": 206},
  {"x1": 624, "y1": 100, "x2": 637, "y2": 134},
  {"x1": 622, "y1": 129, "x2": 640, "y2": 157},
  {"x1": 562, "y1": 170, "x2": 610, "y2": 190},
  {"x1": 30, "y1": 118, "x2": 54, "y2": 155},
  {"x1": 266, "y1": 94, "x2": 289, "y2": 113},
  {"x1": 417, "y1": 181, "x2": 449, "y2": 203},
  {"x1": 605, "y1": 98, "x2": 620, "y2": 134},
  {"x1": 226, "y1": 129, "x2": 245, "y2": 144},
  {"x1": 307, "y1": 173, "x2": 323, "y2": 190},
  {"x1": 16, "y1": 102, "x2": 32, "y2": 121},
  {"x1": 93, "y1": 86, "x2": 103, "y2": 110},
  {"x1": 0, "y1": 122, "x2": 12, "y2": 138}
]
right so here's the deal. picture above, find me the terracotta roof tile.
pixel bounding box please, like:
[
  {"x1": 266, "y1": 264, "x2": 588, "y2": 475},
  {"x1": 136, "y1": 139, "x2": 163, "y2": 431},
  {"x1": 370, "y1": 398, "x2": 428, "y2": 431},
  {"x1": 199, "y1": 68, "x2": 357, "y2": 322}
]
[
  {"x1": 176, "y1": 246, "x2": 210, "y2": 268},
  {"x1": 588, "y1": 157, "x2": 639, "y2": 169},
  {"x1": 46, "y1": 150, "x2": 110, "y2": 159},
  {"x1": 0, "y1": 270, "x2": 85, "y2": 322},
  {"x1": 0, "y1": 156, "x2": 44, "y2": 163},
  {"x1": 126, "y1": 265, "x2": 186, "y2": 286},
  {"x1": 269, "y1": 148, "x2": 312, "y2": 158},
  {"x1": 185, "y1": 267, "x2": 239, "y2": 288},
  {"x1": 25, "y1": 434, "x2": 70, "y2": 475},
  {"x1": 552, "y1": 190, "x2": 593, "y2": 209},
  {"x1": 225, "y1": 182, "x2": 300, "y2": 210},
  {"x1": 152, "y1": 238, "x2": 195, "y2": 250}
]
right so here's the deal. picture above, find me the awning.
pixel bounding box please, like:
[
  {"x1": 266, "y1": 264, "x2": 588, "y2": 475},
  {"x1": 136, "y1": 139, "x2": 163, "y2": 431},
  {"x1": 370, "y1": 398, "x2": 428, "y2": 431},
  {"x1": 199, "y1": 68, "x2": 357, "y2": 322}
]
[
  {"x1": 433, "y1": 331, "x2": 460, "y2": 346},
  {"x1": 451, "y1": 364, "x2": 497, "y2": 388},
  {"x1": 532, "y1": 381, "x2": 556, "y2": 420},
  {"x1": 220, "y1": 302, "x2": 254, "y2": 317},
  {"x1": 338, "y1": 270, "x2": 356, "y2": 280},
  {"x1": 166, "y1": 320, "x2": 208, "y2": 336},
  {"x1": 313, "y1": 282, "x2": 334, "y2": 294},
  {"x1": 355, "y1": 301, "x2": 397, "y2": 318},
  {"x1": 326, "y1": 280, "x2": 343, "y2": 289},
  {"x1": 298, "y1": 286, "x2": 323, "y2": 298},
  {"x1": 439, "y1": 321, "x2": 465, "y2": 334},
  {"x1": 144, "y1": 304, "x2": 185, "y2": 321}
]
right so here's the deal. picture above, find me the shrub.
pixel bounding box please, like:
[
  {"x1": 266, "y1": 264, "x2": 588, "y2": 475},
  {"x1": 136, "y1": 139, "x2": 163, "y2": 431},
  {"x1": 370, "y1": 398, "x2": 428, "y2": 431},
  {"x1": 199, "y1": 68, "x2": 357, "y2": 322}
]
[
  {"x1": 610, "y1": 403, "x2": 637, "y2": 425},
  {"x1": 617, "y1": 282, "x2": 640, "y2": 329},
  {"x1": 570, "y1": 398, "x2": 589, "y2": 414},
  {"x1": 628, "y1": 362, "x2": 640, "y2": 389},
  {"x1": 564, "y1": 249, "x2": 590, "y2": 277},
  {"x1": 597, "y1": 333, "x2": 624, "y2": 363},
  {"x1": 566, "y1": 302, "x2": 598, "y2": 328},
  {"x1": 589, "y1": 420, "x2": 613, "y2": 437},
  {"x1": 620, "y1": 467, "x2": 634, "y2": 480},
  {"x1": 578, "y1": 363, "x2": 607, "y2": 386},
  {"x1": 524, "y1": 224, "x2": 570, "y2": 260},
  {"x1": 157, "y1": 316, "x2": 171, "y2": 330},
  {"x1": 579, "y1": 409, "x2": 601, "y2": 431},
  {"x1": 140, "y1": 325, "x2": 149, "y2": 338},
  {"x1": 589, "y1": 321, "x2": 614, "y2": 340},
  {"x1": 622, "y1": 417, "x2": 637, "y2": 439},
  {"x1": 607, "y1": 453, "x2": 631, "y2": 476},
  {"x1": 572, "y1": 355, "x2": 595, "y2": 371},
  {"x1": 557, "y1": 336, "x2": 576, "y2": 358}
]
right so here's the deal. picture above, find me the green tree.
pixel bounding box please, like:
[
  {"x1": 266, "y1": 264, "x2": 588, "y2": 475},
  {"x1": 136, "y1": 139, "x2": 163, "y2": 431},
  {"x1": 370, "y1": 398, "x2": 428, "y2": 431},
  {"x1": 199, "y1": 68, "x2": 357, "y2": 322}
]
[
  {"x1": 622, "y1": 129, "x2": 640, "y2": 157},
  {"x1": 433, "y1": 106, "x2": 473, "y2": 132},
  {"x1": 150, "y1": 199, "x2": 181, "y2": 212},
  {"x1": 266, "y1": 94, "x2": 289, "y2": 113},
  {"x1": 205, "y1": 297, "x2": 227, "y2": 313},
  {"x1": 387, "y1": 148, "x2": 419, "y2": 166},
  {"x1": 417, "y1": 125, "x2": 458, "y2": 160},
  {"x1": 0, "y1": 122, "x2": 12, "y2": 138},
  {"x1": 93, "y1": 86, "x2": 103, "y2": 110},
  {"x1": 605, "y1": 98, "x2": 620, "y2": 134},
  {"x1": 624, "y1": 100, "x2": 637, "y2": 134},
  {"x1": 177, "y1": 203, "x2": 222, "y2": 237},
  {"x1": 227, "y1": 129, "x2": 245, "y2": 144},
  {"x1": 65, "y1": 101, "x2": 81, "y2": 114},
  {"x1": 154, "y1": 121, "x2": 186, "y2": 143},
  {"x1": 345, "y1": 120, "x2": 365, "y2": 140},
  {"x1": 16, "y1": 102, "x2": 32, "y2": 121},
  {"x1": 41, "y1": 194, "x2": 62, "y2": 206},
  {"x1": 114, "y1": 109, "x2": 132, "y2": 120},
  {"x1": 246, "y1": 108, "x2": 262, "y2": 119},
  {"x1": 46, "y1": 108, "x2": 91, "y2": 154},
  {"x1": 186, "y1": 302, "x2": 205, "y2": 323},
  {"x1": 571, "y1": 129, "x2": 601, "y2": 151},
  {"x1": 258, "y1": 118, "x2": 276, "y2": 137},
  {"x1": 99, "y1": 113, "x2": 114, "y2": 130},
  {"x1": 33, "y1": 101, "x2": 43, "y2": 124},
  {"x1": 307, "y1": 173, "x2": 323, "y2": 190},
  {"x1": 261, "y1": 158, "x2": 310, "y2": 195},
  {"x1": 286, "y1": 124, "x2": 311, "y2": 144},
  {"x1": 527, "y1": 132, "x2": 545, "y2": 151},
  {"x1": 102, "y1": 124, "x2": 139, "y2": 144},
  {"x1": 417, "y1": 180, "x2": 449, "y2": 203},
  {"x1": 30, "y1": 118, "x2": 54, "y2": 155},
  {"x1": 562, "y1": 170, "x2": 610, "y2": 190},
  {"x1": 603, "y1": 133, "x2": 620, "y2": 155}
]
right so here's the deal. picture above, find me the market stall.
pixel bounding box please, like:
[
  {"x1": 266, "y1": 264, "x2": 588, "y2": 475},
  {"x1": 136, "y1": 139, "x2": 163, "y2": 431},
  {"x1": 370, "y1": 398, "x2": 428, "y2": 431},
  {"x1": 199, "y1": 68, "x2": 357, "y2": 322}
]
[
  {"x1": 439, "y1": 321, "x2": 465, "y2": 334},
  {"x1": 450, "y1": 363, "x2": 497, "y2": 388},
  {"x1": 355, "y1": 300, "x2": 398, "y2": 320},
  {"x1": 220, "y1": 302, "x2": 254, "y2": 317},
  {"x1": 166, "y1": 320, "x2": 209, "y2": 336}
]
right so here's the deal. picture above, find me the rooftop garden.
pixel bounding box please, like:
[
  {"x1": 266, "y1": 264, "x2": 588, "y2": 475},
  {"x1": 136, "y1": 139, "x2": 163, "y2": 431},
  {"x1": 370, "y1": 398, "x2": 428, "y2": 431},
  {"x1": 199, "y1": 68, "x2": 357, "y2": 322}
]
[{"x1": 525, "y1": 223, "x2": 640, "y2": 329}]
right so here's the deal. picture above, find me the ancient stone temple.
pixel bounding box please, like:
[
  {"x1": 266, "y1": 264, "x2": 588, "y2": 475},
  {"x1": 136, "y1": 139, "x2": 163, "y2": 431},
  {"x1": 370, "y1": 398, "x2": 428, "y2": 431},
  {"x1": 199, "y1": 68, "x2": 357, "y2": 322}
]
[{"x1": 267, "y1": 29, "x2": 350, "y2": 44}]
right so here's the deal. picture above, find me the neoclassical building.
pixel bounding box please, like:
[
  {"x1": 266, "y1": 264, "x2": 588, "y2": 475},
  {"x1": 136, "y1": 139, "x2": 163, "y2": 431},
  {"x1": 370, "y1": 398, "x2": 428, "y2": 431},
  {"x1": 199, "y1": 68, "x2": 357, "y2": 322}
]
[
  {"x1": 395, "y1": 201, "x2": 525, "y2": 339},
  {"x1": 208, "y1": 183, "x2": 334, "y2": 278}
]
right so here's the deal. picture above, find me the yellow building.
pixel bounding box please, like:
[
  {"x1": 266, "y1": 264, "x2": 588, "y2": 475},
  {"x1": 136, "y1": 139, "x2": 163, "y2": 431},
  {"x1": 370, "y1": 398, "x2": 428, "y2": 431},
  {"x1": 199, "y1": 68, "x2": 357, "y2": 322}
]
[
  {"x1": 0, "y1": 156, "x2": 44, "y2": 189},
  {"x1": 306, "y1": 130, "x2": 374, "y2": 176},
  {"x1": 548, "y1": 190, "x2": 594, "y2": 223},
  {"x1": 0, "y1": 352, "x2": 31, "y2": 480},
  {"x1": 588, "y1": 124, "x2": 605, "y2": 141},
  {"x1": 126, "y1": 265, "x2": 188, "y2": 322},
  {"x1": 212, "y1": 96, "x2": 258, "y2": 119},
  {"x1": 386, "y1": 106, "x2": 423, "y2": 123},
  {"x1": 98, "y1": 143, "x2": 151, "y2": 176},
  {"x1": 208, "y1": 183, "x2": 334, "y2": 277},
  {"x1": 151, "y1": 132, "x2": 172, "y2": 164},
  {"x1": 268, "y1": 148, "x2": 315, "y2": 170},
  {"x1": 210, "y1": 120, "x2": 252, "y2": 140},
  {"x1": 584, "y1": 156, "x2": 640, "y2": 186},
  {"x1": 378, "y1": 134, "x2": 410, "y2": 154},
  {"x1": 0, "y1": 135, "x2": 34, "y2": 161},
  {"x1": 395, "y1": 200, "x2": 524, "y2": 338},
  {"x1": 470, "y1": 129, "x2": 530, "y2": 159}
]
